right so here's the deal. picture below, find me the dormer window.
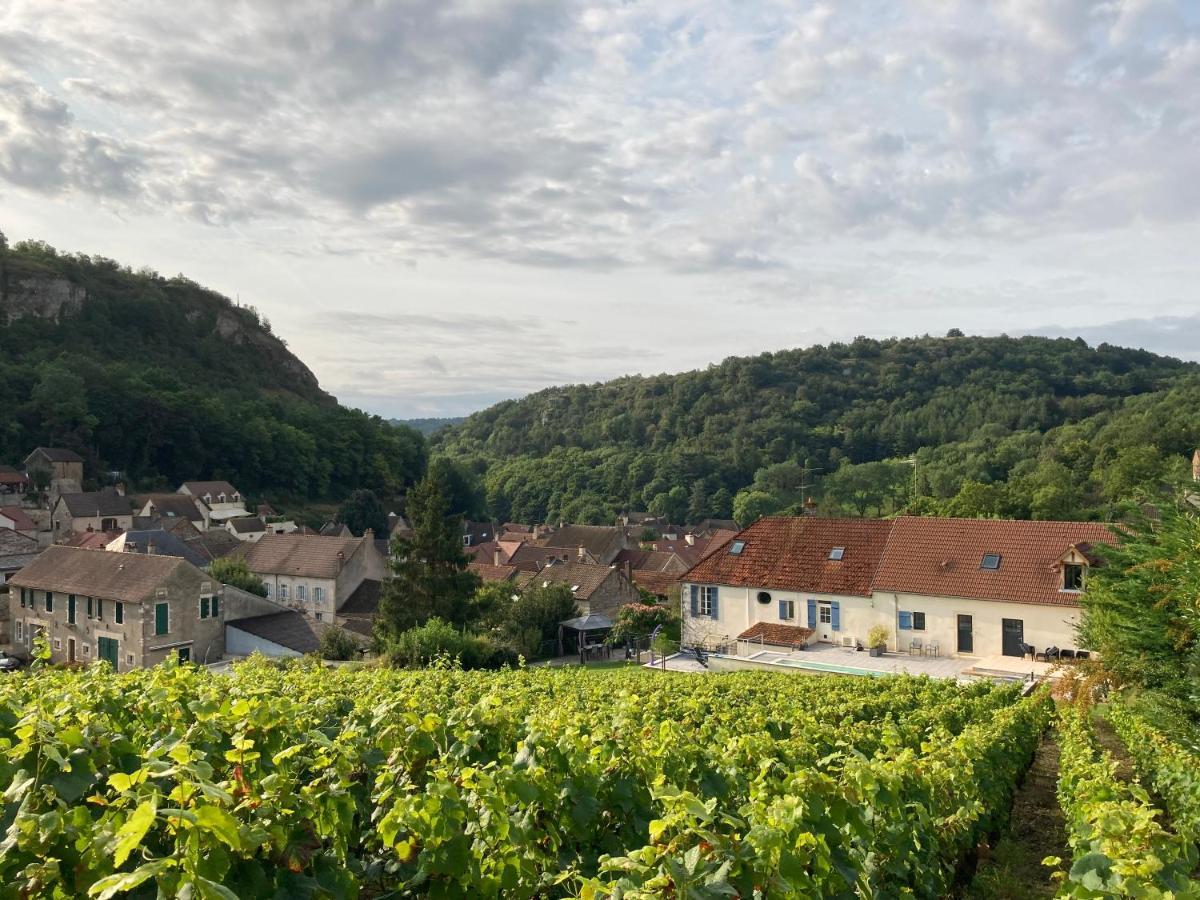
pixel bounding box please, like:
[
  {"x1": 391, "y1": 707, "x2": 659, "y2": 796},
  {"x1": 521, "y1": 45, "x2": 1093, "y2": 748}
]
[
  {"x1": 1062, "y1": 563, "x2": 1084, "y2": 592},
  {"x1": 462, "y1": 534, "x2": 471, "y2": 546},
  {"x1": 980, "y1": 553, "x2": 1001, "y2": 570},
  {"x1": 203, "y1": 493, "x2": 212, "y2": 505},
  {"x1": 829, "y1": 547, "x2": 845, "y2": 561},
  {"x1": 217, "y1": 492, "x2": 226, "y2": 503}
]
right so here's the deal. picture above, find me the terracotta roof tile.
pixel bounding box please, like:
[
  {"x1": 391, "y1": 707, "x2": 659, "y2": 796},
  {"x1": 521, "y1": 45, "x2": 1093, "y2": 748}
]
[
  {"x1": 873, "y1": 517, "x2": 1117, "y2": 607},
  {"x1": 737, "y1": 622, "x2": 814, "y2": 646},
  {"x1": 0, "y1": 506, "x2": 36, "y2": 531},
  {"x1": 683, "y1": 517, "x2": 894, "y2": 597},
  {"x1": 629, "y1": 570, "x2": 679, "y2": 596},
  {"x1": 516, "y1": 561, "x2": 615, "y2": 600},
  {"x1": 468, "y1": 562, "x2": 519, "y2": 582}
]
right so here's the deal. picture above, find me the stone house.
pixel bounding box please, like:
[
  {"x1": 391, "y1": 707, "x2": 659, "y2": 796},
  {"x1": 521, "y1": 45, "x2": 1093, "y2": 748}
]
[
  {"x1": 536, "y1": 524, "x2": 631, "y2": 566},
  {"x1": 23, "y1": 447, "x2": 84, "y2": 485},
  {"x1": 177, "y1": 481, "x2": 248, "y2": 527},
  {"x1": 237, "y1": 532, "x2": 387, "y2": 622},
  {"x1": 8, "y1": 545, "x2": 224, "y2": 668},
  {"x1": 517, "y1": 561, "x2": 642, "y2": 619},
  {"x1": 0, "y1": 528, "x2": 40, "y2": 584},
  {"x1": 52, "y1": 491, "x2": 135, "y2": 540}
]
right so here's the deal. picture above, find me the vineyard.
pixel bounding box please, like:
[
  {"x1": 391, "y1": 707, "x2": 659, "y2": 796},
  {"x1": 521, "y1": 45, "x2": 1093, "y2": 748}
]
[{"x1": 0, "y1": 660, "x2": 1052, "y2": 898}]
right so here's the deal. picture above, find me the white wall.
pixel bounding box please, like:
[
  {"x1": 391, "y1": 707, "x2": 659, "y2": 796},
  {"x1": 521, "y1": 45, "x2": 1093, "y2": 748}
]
[{"x1": 683, "y1": 580, "x2": 1085, "y2": 659}]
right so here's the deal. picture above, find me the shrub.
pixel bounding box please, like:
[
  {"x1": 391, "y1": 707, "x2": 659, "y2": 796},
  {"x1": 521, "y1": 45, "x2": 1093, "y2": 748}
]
[
  {"x1": 318, "y1": 627, "x2": 360, "y2": 661},
  {"x1": 386, "y1": 618, "x2": 515, "y2": 670},
  {"x1": 867, "y1": 624, "x2": 890, "y2": 649}
]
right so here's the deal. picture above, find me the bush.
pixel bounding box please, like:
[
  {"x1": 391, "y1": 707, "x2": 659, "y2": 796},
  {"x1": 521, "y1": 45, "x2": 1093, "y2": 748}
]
[
  {"x1": 318, "y1": 627, "x2": 360, "y2": 662},
  {"x1": 386, "y1": 618, "x2": 515, "y2": 670},
  {"x1": 209, "y1": 557, "x2": 267, "y2": 598},
  {"x1": 610, "y1": 602, "x2": 678, "y2": 646},
  {"x1": 867, "y1": 625, "x2": 890, "y2": 649}
]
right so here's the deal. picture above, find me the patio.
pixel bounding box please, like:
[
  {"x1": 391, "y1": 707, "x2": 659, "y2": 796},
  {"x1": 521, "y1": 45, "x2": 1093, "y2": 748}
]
[{"x1": 654, "y1": 641, "x2": 1056, "y2": 681}]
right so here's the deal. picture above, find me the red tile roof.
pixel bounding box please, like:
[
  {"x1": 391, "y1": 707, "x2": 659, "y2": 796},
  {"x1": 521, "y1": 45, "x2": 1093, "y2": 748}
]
[
  {"x1": 737, "y1": 622, "x2": 814, "y2": 646},
  {"x1": 0, "y1": 506, "x2": 36, "y2": 531},
  {"x1": 683, "y1": 517, "x2": 894, "y2": 597},
  {"x1": 629, "y1": 570, "x2": 679, "y2": 597},
  {"x1": 872, "y1": 517, "x2": 1117, "y2": 607},
  {"x1": 468, "y1": 562, "x2": 519, "y2": 583}
]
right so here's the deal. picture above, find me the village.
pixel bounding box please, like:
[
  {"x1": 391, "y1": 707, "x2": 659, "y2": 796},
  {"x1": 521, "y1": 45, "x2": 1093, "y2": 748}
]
[{"x1": 0, "y1": 444, "x2": 1121, "y2": 681}]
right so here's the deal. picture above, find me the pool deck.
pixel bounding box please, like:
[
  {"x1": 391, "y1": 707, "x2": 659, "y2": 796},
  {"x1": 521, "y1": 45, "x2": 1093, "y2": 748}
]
[{"x1": 655, "y1": 642, "x2": 1055, "y2": 681}]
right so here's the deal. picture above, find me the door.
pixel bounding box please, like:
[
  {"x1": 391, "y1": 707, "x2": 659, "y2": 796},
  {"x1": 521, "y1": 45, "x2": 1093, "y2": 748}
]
[
  {"x1": 957, "y1": 615, "x2": 974, "y2": 654},
  {"x1": 68, "y1": 638, "x2": 76, "y2": 663},
  {"x1": 177, "y1": 646, "x2": 191, "y2": 663},
  {"x1": 1002, "y1": 618, "x2": 1025, "y2": 657},
  {"x1": 97, "y1": 636, "x2": 119, "y2": 669},
  {"x1": 817, "y1": 601, "x2": 833, "y2": 642}
]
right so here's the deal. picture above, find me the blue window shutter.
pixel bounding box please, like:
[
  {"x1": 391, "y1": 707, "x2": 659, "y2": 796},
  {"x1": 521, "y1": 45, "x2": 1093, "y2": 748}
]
[
  {"x1": 778, "y1": 599, "x2": 788, "y2": 620},
  {"x1": 690, "y1": 585, "x2": 699, "y2": 617},
  {"x1": 807, "y1": 598, "x2": 817, "y2": 629},
  {"x1": 899, "y1": 611, "x2": 913, "y2": 630},
  {"x1": 831, "y1": 601, "x2": 841, "y2": 632},
  {"x1": 711, "y1": 588, "x2": 719, "y2": 620}
]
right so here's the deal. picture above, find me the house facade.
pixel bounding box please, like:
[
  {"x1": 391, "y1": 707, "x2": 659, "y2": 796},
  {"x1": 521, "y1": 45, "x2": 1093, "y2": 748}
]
[
  {"x1": 177, "y1": 481, "x2": 248, "y2": 527},
  {"x1": 8, "y1": 545, "x2": 224, "y2": 668},
  {"x1": 517, "y1": 561, "x2": 642, "y2": 619},
  {"x1": 238, "y1": 532, "x2": 387, "y2": 621},
  {"x1": 680, "y1": 516, "x2": 1115, "y2": 660},
  {"x1": 24, "y1": 448, "x2": 84, "y2": 485}
]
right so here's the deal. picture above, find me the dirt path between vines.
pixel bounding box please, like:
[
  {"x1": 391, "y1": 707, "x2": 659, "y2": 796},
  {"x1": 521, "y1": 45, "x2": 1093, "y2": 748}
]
[{"x1": 962, "y1": 733, "x2": 1067, "y2": 900}]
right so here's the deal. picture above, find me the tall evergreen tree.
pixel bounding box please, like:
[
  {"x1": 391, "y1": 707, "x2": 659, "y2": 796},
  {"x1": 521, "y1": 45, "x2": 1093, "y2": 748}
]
[{"x1": 378, "y1": 470, "x2": 481, "y2": 641}]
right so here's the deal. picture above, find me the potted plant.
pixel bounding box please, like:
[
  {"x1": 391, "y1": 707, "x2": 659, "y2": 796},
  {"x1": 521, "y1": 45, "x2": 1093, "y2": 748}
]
[{"x1": 867, "y1": 625, "x2": 890, "y2": 657}]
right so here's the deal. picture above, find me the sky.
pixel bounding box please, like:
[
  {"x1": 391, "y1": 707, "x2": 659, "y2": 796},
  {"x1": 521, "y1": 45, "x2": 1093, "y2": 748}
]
[{"x1": 2, "y1": 1, "x2": 1199, "y2": 418}]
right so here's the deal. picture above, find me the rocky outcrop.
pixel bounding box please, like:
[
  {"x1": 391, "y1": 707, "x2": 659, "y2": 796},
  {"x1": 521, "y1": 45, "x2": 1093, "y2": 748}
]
[{"x1": 2, "y1": 276, "x2": 86, "y2": 324}]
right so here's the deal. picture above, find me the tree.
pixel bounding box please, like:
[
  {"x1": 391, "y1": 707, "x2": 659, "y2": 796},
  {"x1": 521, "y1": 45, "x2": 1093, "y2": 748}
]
[
  {"x1": 1079, "y1": 507, "x2": 1198, "y2": 705},
  {"x1": 209, "y1": 557, "x2": 267, "y2": 597},
  {"x1": 378, "y1": 470, "x2": 481, "y2": 640},
  {"x1": 733, "y1": 489, "x2": 778, "y2": 524},
  {"x1": 337, "y1": 488, "x2": 387, "y2": 536},
  {"x1": 427, "y1": 456, "x2": 486, "y2": 518},
  {"x1": 822, "y1": 460, "x2": 910, "y2": 517},
  {"x1": 496, "y1": 582, "x2": 578, "y2": 658}
]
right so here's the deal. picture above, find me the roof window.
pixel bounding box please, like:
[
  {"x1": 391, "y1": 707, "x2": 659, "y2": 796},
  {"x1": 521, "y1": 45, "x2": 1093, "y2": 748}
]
[
  {"x1": 729, "y1": 540, "x2": 746, "y2": 555},
  {"x1": 829, "y1": 547, "x2": 845, "y2": 561},
  {"x1": 980, "y1": 553, "x2": 1002, "y2": 570}
]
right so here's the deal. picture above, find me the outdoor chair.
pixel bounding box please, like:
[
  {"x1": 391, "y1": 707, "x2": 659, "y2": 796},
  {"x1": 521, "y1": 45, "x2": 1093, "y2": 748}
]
[
  {"x1": 1075, "y1": 650, "x2": 1090, "y2": 661},
  {"x1": 923, "y1": 640, "x2": 939, "y2": 658},
  {"x1": 908, "y1": 638, "x2": 923, "y2": 656},
  {"x1": 1060, "y1": 649, "x2": 1076, "y2": 660},
  {"x1": 1021, "y1": 642, "x2": 1036, "y2": 660},
  {"x1": 1037, "y1": 646, "x2": 1060, "y2": 662}
]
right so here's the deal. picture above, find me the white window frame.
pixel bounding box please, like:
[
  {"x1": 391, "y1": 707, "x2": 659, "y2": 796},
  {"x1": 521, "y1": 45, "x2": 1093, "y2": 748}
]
[
  {"x1": 53, "y1": 638, "x2": 62, "y2": 651},
  {"x1": 314, "y1": 612, "x2": 323, "y2": 622},
  {"x1": 297, "y1": 585, "x2": 307, "y2": 602},
  {"x1": 698, "y1": 585, "x2": 717, "y2": 617},
  {"x1": 15, "y1": 621, "x2": 22, "y2": 641},
  {"x1": 1062, "y1": 563, "x2": 1085, "y2": 592},
  {"x1": 265, "y1": 583, "x2": 273, "y2": 598},
  {"x1": 819, "y1": 604, "x2": 832, "y2": 625},
  {"x1": 313, "y1": 586, "x2": 323, "y2": 605},
  {"x1": 279, "y1": 584, "x2": 289, "y2": 601},
  {"x1": 779, "y1": 599, "x2": 796, "y2": 620}
]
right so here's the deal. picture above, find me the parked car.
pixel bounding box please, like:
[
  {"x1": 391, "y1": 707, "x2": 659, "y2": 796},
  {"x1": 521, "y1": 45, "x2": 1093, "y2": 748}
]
[{"x1": 0, "y1": 651, "x2": 24, "y2": 673}]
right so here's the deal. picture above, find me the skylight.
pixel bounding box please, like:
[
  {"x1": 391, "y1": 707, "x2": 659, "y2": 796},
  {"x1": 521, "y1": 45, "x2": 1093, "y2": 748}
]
[
  {"x1": 829, "y1": 547, "x2": 845, "y2": 561},
  {"x1": 981, "y1": 553, "x2": 1002, "y2": 570},
  {"x1": 729, "y1": 540, "x2": 746, "y2": 555}
]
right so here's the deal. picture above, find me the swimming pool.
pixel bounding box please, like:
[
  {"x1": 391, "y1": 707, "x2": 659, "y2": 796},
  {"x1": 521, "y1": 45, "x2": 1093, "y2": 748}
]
[{"x1": 746, "y1": 650, "x2": 890, "y2": 677}]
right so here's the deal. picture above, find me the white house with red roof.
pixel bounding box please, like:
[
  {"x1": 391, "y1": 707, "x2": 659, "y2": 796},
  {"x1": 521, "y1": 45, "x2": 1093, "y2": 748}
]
[{"x1": 681, "y1": 516, "x2": 1116, "y2": 661}]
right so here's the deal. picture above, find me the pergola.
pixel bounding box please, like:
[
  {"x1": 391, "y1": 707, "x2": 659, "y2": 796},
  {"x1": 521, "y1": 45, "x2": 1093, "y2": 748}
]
[{"x1": 557, "y1": 613, "x2": 615, "y2": 657}]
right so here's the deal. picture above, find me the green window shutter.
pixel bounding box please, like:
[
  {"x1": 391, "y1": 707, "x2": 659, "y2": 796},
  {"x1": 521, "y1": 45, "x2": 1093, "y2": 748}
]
[
  {"x1": 200, "y1": 596, "x2": 210, "y2": 619},
  {"x1": 46, "y1": 592, "x2": 53, "y2": 613},
  {"x1": 68, "y1": 595, "x2": 76, "y2": 624},
  {"x1": 212, "y1": 595, "x2": 220, "y2": 617},
  {"x1": 87, "y1": 596, "x2": 93, "y2": 618},
  {"x1": 97, "y1": 599, "x2": 104, "y2": 620},
  {"x1": 115, "y1": 602, "x2": 124, "y2": 625},
  {"x1": 155, "y1": 602, "x2": 169, "y2": 635}
]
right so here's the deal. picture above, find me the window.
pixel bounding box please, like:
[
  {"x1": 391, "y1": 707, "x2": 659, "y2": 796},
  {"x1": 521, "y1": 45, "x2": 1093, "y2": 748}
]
[
  {"x1": 819, "y1": 604, "x2": 832, "y2": 625},
  {"x1": 691, "y1": 585, "x2": 719, "y2": 618},
  {"x1": 315, "y1": 612, "x2": 323, "y2": 622},
  {"x1": 297, "y1": 585, "x2": 307, "y2": 602},
  {"x1": 779, "y1": 599, "x2": 796, "y2": 620},
  {"x1": 97, "y1": 599, "x2": 104, "y2": 620},
  {"x1": 101, "y1": 518, "x2": 117, "y2": 531},
  {"x1": 265, "y1": 583, "x2": 273, "y2": 598},
  {"x1": 462, "y1": 534, "x2": 471, "y2": 546},
  {"x1": 126, "y1": 653, "x2": 134, "y2": 665},
  {"x1": 53, "y1": 638, "x2": 61, "y2": 651},
  {"x1": 45, "y1": 591, "x2": 53, "y2": 613},
  {"x1": 279, "y1": 584, "x2": 289, "y2": 601},
  {"x1": 15, "y1": 622, "x2": 22, "y2": 641},
  {"x1": 829, "y1": 547, "x2": 845, "y2": 561},
  {"x1": 68, "y1": 595, "x2": 77, "y2": 625},
  {"x1": 729, "y1": 540, "x2": 746, "y2": 555},
  {"x1": 1063, "y1": 564, "x2": 1084, "y2": 592},
  {"x1": 981, "y1": 553, "x2": 1002, "y2": 570},
  {"x1": 19, "y1": 588, "x2": 26, "y2": 608},
  {"x1": 154, "y1": 602, "x2": 169, "y2": 635},
  {"x1": 87, "y1": 596, "x2": 95, "y2": 618},
  {"x1": 913, "y1": 612, "x2": 926, "y2": 631},
  {"x1": 898, "y1": 611, "x2": 926, "y2": 631},
  {"x1": 200, "y1": 596, "x2": 211, "y2": 619},
  {"x1": 313, "y1": 587, "x2": 323, "y2": 605},
  {"x1": 756, "y1": 591, "x2": 772, "y2": 604},
  {"x1": 115, "y1": 602, "x2": 123, "y2": 625}
]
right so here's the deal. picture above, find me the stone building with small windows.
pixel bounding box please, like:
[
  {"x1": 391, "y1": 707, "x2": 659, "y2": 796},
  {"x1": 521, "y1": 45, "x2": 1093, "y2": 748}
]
[{"x1": 8, "y1": 545, "x2": 225, "y2": 669}]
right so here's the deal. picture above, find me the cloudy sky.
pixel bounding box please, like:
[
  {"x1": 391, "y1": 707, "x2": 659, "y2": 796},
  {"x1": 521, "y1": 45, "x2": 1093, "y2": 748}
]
[{"x1": 2, "y1": 1, "x2": 1199, "y2": 417}]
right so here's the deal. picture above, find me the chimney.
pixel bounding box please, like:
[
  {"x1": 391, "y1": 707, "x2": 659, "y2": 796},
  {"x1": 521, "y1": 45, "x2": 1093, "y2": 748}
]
[
  {"x1": 493, "y1": 548, "x2": 502, "y2": 567},
  {"x1": 336, "y1": 550, "x2": 345, "y2": 573},
  {"x1": 577, "y1": 545, "x2": 585, "y2": 562},
  {"x1": 623, "y1": 559, "x2": 632, "y2": 580}
]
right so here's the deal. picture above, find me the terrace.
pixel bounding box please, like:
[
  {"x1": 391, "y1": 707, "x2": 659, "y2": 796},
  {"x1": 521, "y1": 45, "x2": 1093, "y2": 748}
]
[{"x1": 656, "y1": 641, "x2": 1057, "y2": 682}]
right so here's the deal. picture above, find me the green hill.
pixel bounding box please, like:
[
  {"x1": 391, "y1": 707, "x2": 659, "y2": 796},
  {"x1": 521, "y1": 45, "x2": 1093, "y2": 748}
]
[
  {"x1": 0, "y1": 236, "x2": 424, "y2": 502},
  {"x1": 432, "y1": 334, "x2": 1200, "y2": 523}
]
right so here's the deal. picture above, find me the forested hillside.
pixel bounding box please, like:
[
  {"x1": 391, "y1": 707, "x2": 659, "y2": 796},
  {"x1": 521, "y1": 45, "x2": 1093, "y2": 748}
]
[
  {"x1": 0, "y1": 235, "x2": 425, "y2": 501},
  {"x1": 433, "y1": 335, "x2": 1200, "y2": 523}
]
